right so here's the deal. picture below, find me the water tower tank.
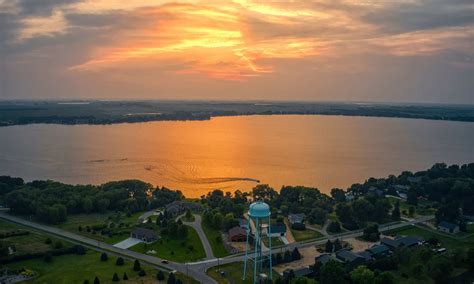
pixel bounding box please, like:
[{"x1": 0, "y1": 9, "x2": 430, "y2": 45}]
[{"x1": 249, "y1": 201, "x2": 270, "y2": 218}]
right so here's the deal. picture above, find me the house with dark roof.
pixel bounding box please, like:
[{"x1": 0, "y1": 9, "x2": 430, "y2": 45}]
[
  {"x1": 367, "y1": 244, "x2": 391, "y2": 259},
  {"x1": 381, "y1": 236, "x2": 420, "y2": 250},
  {"x1": 357, "y1": 251, "x2": 374, "y2": 262},
  {"x1": 315, "y1": 254, "x2": 335, "y2": 266},
  {"x1": 336, "y1": 250, "x2": 365, "y2": 269},
  {"x1": 131, "y1": 228, "x2": 157, "y2": 243},
  {"x1": 438, "y1": 221, "x2": 460, "y2": 234},
  {"x1": 165, "y1": 201, "x2": 202, "y2": 216},
  {"x1": 267, "y1": 224, "x2": 287, "y2": 237},
  {"x1": 381, "y1": 237, "x2": 401, "y2": 250},
  {"x1": 395, "y1": 236, "x2": 420, "y2": 247},
  {"x1": 283, "y1": 267, "x2": 314, "y2": 278},
  {"x1": 228, "y1": 226, "x2": 247, "y2": 242}
]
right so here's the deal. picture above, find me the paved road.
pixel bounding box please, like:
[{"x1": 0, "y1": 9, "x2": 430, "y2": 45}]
[
  {"x1": 0, "y1": 212, "x2": 216, "y2": 284},
  {"x1": 181, "y1": 214, "x2": 215, "y2": 259},
  {"x1": 0, "y1": 211, "x2": 433, "y2": 283},
  {"x1": 187, "y1": 215, "x2": 435, "y2": 272}
]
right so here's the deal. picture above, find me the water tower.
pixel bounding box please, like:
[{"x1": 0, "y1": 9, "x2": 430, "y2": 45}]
[{"x1": 243, "y1": 201, "x2": 273, "y2": 283}]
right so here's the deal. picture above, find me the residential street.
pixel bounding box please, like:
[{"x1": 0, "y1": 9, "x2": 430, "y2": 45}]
[{"x1": 0, "y1": 211, "x2": 433, "y2": 283}]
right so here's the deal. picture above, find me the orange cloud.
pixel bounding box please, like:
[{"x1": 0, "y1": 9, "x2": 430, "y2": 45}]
[{"x1": 69, "y1": 2, "x2": 327, "y2": 80}]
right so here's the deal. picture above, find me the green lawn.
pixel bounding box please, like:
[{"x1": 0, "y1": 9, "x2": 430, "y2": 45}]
[
  {"x1": 0, "y1": 220, "x2": 70, "y2": 255},
  {"x1": 6, "y1": 250, "x2": 196, "y2": 284},
  {"x1": 202, "y1": 222, "x2": 231, "y2": 258},
  {"x1": 290, "y1": 228, "x2": 323, "y2": 242},
  {"x1": 385, "y1": 225, "x2": 474, "y2": 249},
  {"x1": 207, "y1": 262, "x2": 279, "y2": 284},
  {"x1": 130, "y1": 225, "x2": 206, "y2": 262},
  {"x1": 263, "y1": 237, "x2": 284, "y2": 247},
  {"x1": 55, "y1": 212, "x2": 144, "y2": 244},
  {"x1": 386, "y1": 197, "x2": 436, "y2": 217}
]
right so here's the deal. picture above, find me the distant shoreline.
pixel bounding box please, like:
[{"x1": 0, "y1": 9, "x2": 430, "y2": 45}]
[{"x1": 1, "y1": 101, "x2": 473, "y2": 127}]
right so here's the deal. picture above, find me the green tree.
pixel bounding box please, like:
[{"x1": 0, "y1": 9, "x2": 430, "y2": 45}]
[
  {"x1": 292, "y1": 248, "x2": 302, "y2": 261},
  {"x1": 333, "y1": 239, "x2": 342, "y2": 252},
  {"x1": 123, "y1": 272, "x2": 128, "y2": 280},
  {"x1": 327, "y1": 221, "x2": 341, "y2": 233},
  {"x1": 320, "y1": 260, "x2": 346, "y2": 284},
  {"x1": 428, "y1": 255, "x2": 453, "y2": 283},
  {"x1": 112, "y1": 273, "x2": 119, "y2": 282},
  {"x1": 351, "y1": 266, "x2": 375, "y2": 284},
  {"x1": 157, "y1": 270, "x2": 165, "y2": 280},
  {"x1": 325, "y1": 240, "x2": 333, "y2": 253},
  {"x1": 331, "y1": 188, "x2": 346, "y2": 202},
  {"x1": 93, "y1": 277, "x2": 100, "y2": 284},
  {"x1": 133, "y1": 259, "x2": 141, "y2": 271},
  {"x1": 115, "y1": 257, "x2": 124, "y2": 266},
  {"x1": 362, "y1": 223, "x2": 380, "y2": 241},
  {"x1": 167, "y1": 272, "x2": 176, "y2": 284},
  {"x1": 392, "y1": 201, "x2": 401, "y2": 220},
  {"x1": 375, "y1": 272, "x2": 394, "y2": 284},
  {"x1": 100, "y1": 252, "x2": 108, "y2": 261}
]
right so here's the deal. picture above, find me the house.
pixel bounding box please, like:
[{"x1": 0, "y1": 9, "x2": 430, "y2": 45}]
[
  {"x1": 315, "y1": 254, "x2": 335, "y2": 266},
  {"x1": 438, "y1": 221, "x2": 460, "y2": 234},
  {"x1": 283, "y1": 267, "x2": 314, "y2": 278},
  {"x1": 267, "y1": 224, "x2": 287, "y2": 237},
  {"x1": 336, "y1": 250, "x2": 365, "y2": 269},
  {"x1": 367, "y1": 244, "x2": 391, "y2": 259},
  {"x1": 357, "y1": 251, "x2": 374, "y2": 262},
  {"x1": 380, "y1": 237, "x2": 402, "y2": 250},
  {"x1": 381, "y1": 236, "x2": 420, "y2": 250},
  {"x1": 395, "y1": 236, "x2": 420, "y2": 247},
  {"x1": 288, "y1": 213, "x2": 306, "y2": 226},
  {"x1": 165, "y1": 201, "x2": 202, "y2": 216},
  {"x1": 131, "y1": 228, "x2": 157, "y2": 243},
  {"x1": 228, "y1": 226, "x2": 247, "y2": 242}
]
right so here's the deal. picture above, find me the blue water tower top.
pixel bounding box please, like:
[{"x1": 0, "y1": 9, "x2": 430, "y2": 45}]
[{"x1": 249, "y1": 201, "x2": 270, "y2": 218}]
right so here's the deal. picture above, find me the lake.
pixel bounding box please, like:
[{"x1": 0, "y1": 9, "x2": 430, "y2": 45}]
[{"x1": 0, "y1": 115, "x2": 473, "y2": 197}]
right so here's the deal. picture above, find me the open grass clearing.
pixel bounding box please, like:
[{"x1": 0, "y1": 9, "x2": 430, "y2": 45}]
[
  {"x1": 201, "y1": 222, "x2": 230, "y2": 258},
  {"x1": 130, "y1": 225, "x2": 206, "y2": 262}
]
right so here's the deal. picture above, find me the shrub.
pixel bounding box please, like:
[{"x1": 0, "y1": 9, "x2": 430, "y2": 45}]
[
  {"x1": 75, "y1": 245, "x2": 86, "y2": 255},
  {"x1": 138, "y1": 269, "x2": 146, "y2": 277},
  {"x1": 157, "y1": 270, "x2": 165, "y2": 280},
  {"x1": 327, "y1": 221, "x2": 341, "y2": 233},
  {"x1": 93, "y1": 276, "x2": 100, "y2": 284},
  {"x1": 100, "y1": 252, "x2": 108, "y2": 261},
  {"x1": 45, "y1": 238, "x2": 52, "y2": 245},
  {"x1": 123, "y1": 272, "x2": 128, "y2": 280},
  {"x1": 115, "y1": 257, "x2": 124, "y2": 266},
  {"x1": 112, "y1": 273, "x2": 119, "y2": 282},
  {"x1": 54, "y1": 240, "x2": 63, "y2": 249},
  {"x1": 133, "y1": 259, "x2": 141, "y2": 271}
]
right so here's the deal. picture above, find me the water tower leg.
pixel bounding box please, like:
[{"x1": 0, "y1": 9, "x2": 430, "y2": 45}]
[
  {"x1": 243, "y1": 220, "x2": 250, "y2": 280},
  {"x1": 268, "y1": 215, "x2": 272, "y2": 280},
  {"x1": 253, "y1": 218, "x2": 259, "y2": 284}
]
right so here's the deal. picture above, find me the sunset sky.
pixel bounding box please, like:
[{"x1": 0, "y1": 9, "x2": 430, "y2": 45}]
[{"x1": 0, "y1": 0, "x2": 473, "y2": 103}]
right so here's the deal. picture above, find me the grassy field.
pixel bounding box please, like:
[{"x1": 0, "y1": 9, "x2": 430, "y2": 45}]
[
  {"x1": 6, "y1": 250, "x2": 197, "y2": 284},
  {"x1": 207, "y1": 262, "x2": 279, "y2": 284},
  {"x1": 385, "y1": 225, "x2": 474, "y2": 249},
  {"x1": 0, "y1": 220, "x2": 70, "y2": 255},
  {"x1": 262, "y1": 237, "x2": 284, "y2": 247},
  {"x1": 202, "y1": 222, "x2": 231, "y2": 258},
  {"x1": 386, "y1": 197, "x2": 436, "y2": 217},
  {"x1": 55, "y1": 212, "x2": 144, "y2": 244},
  {"x1": 130, "y1": 225, "x2": 206, "y2": 262},
  {"x1": 290, "y1": 228, "x2": 323, "y2": 242}
]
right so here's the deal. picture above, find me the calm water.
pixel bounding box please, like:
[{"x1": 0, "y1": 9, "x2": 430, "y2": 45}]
[{"x1": 0, "y1": 115, "x2": 473, "y2": 197}]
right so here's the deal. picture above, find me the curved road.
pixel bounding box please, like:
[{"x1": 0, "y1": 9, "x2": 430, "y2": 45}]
[{"x1": 180, "y1": 214, "x2": 215, "y2": 259}]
